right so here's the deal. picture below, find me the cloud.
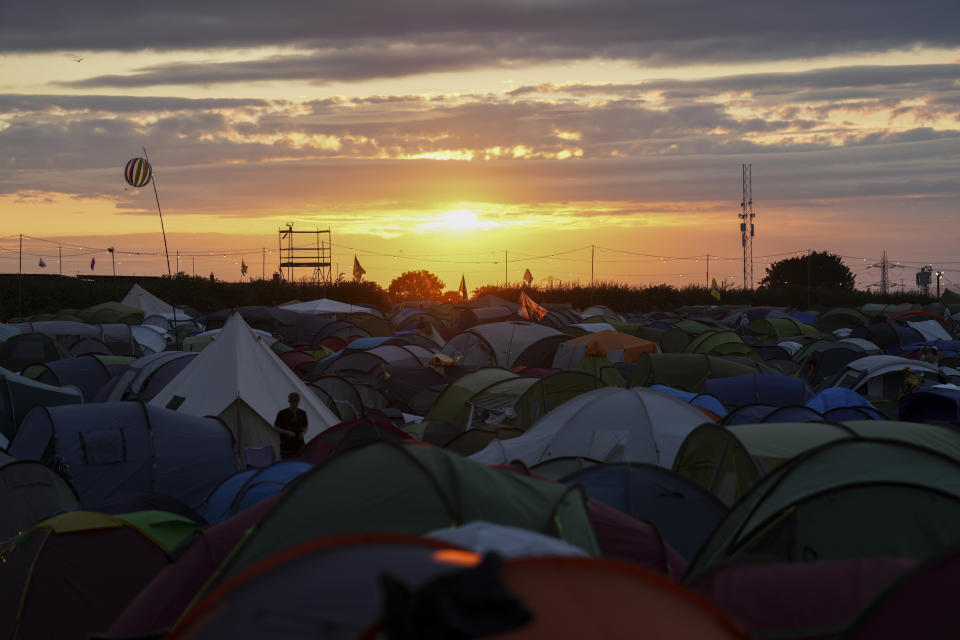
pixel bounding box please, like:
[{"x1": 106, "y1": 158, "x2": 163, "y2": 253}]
[{"x1": 3, "y1": 1, "x2": 959, "y2": 73}]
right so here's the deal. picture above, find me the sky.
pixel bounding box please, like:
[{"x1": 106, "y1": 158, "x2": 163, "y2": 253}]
[{"x1": 1, "y1": 1, "x2": 959, "y2": 293}]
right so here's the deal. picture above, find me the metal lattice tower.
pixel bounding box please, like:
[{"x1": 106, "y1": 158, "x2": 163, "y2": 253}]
[
  {"x1": 739, "y1": 164, "x2": 755, "y2": 289},
  {"x1": 868, "y1": 250, "x2": 901, "y2": 295}
]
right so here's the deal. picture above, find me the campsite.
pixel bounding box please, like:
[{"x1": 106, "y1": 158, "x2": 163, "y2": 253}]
[{"x1": 0, "y1": 279, "x2": 958, "y2": 639}]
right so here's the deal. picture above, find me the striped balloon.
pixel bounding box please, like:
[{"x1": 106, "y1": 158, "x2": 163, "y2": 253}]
[{"x1": 124, "y1": 157, "x2": 152, "y2": 187}]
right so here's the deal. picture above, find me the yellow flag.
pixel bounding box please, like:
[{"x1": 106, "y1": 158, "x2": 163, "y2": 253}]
[{"x1": 710, "y1": 278, "x2": 721, "y2": 301}]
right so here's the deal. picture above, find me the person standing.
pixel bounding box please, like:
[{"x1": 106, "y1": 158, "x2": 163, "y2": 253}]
[{"x1": 274, "y1": 392, "x2": 308, "y2": 458}]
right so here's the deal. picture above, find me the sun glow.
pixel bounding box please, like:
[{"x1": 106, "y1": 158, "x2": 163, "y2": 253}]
[
  {"x1": 443, "y1": 210, "x2": 481, "y2": 230},
  {"x1": 416, "y1": 209, "x2": 491, "y2": 233}
]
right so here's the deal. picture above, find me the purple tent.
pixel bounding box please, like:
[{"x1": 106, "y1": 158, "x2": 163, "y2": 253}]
[
  {"x1": 108, "y1": 496, "x2": 280, "y2": 637},
  {"x1": 843, "y1": 544, "x2": 960, "y2": 639},
  {"x1": 690, "y1": 557, "x2": 915, "y2": 640}
]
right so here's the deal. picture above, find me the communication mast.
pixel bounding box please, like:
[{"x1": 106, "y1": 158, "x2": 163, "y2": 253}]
[
  {"x1": 278, "y1": 224, "x2": 332, "y2": 284},
  {"x1": 739, "y1": 164, "x2": 755, "y2": 289}
]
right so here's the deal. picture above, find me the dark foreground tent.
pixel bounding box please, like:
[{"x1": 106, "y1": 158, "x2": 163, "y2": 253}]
[
  {"x1": 9, "y1": 402, "x2": 239, "y2": 509},
  {"x1": 168, "y1": 539, "x2": 749, "y2": 640},
  {"x1": 562, "y1": 462, "x2": 728, "y2": 561},
  {"x1": 841, "y1": 542, "x2": 960, "y2": 640},
  {"x1": 684, "y1": 439, "x2": 960, "y2": 582},
  {"x1": 199, "y1": 441, "x2": 600, "y2": 596},
  {"x1": 0, "y1": 449, "x2": 80, "y2": 541},
  {"x1": 108, "y1": 496, "x2": 280, "y2": 638},
  {"x1": 0, "y1": 510, "x2": 198, "y2": 640},
  {"x1": 691, "y1": 557, "x2": 915, "y2": 640}
]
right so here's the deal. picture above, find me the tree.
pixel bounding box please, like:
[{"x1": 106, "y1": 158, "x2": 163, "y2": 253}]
[
  {"x1": 388, "y1": 270, "x2": 445, "y2": 301},
  {"x1": 759, "y1": 251, "x2": 855, "y2": 291}
]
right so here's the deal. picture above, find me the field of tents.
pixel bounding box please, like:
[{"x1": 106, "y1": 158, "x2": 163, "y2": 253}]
[{"x1": 1, "y1": 282, "x2": 960, "y2": 639}]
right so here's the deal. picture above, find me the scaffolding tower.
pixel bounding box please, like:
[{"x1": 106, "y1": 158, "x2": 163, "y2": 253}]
[{"x1": 278, "y1": 224, "x2": 332, "y2": 283}]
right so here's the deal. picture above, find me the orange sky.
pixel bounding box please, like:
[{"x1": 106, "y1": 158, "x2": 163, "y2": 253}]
[{"x1": 1, "y1": 3, "x2": 959, "y2": 292}]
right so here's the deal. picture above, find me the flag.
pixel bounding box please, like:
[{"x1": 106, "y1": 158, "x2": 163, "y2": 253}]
[
  {"x1": 710, "y1": 277, "x2": 721, "y2": 301},
  {"x1": 90, "y1": 257, "x2": 96, "y2": 271},
  {"x1": 458, "y1": 275, "x2": 468, "y2": 301},
  {"x1": 38, "y1": 258, "x2": 46, "y2": 268},
  {"x1": 523, "y1": 268, "x2": 533, "y2": 286},
  {"x1": 241, "y1": 260, "x2": 249, "y2": 277},
  {"x1": 353, "y1": 255, "x2": 366, "y2": 281},
  {"x1": 517, "y1": 290, "x2": 548, "y2": 321}
]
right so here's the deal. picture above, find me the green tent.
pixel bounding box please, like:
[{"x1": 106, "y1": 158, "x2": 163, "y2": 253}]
[
  {"x1": 627, "y1": 353, "x2": 760, "y2": 392},
  {"x1": 574, "y1": 354, "x2": 626, "y2": 387},
  {"x1": 462, "y1": 370, "x2": 607, "y2": 430},
  {"x1": 673, "y1": 420, "x2": 960, "y2": 506},
  {"x1": 203, "y1": 442, "x2": 601, "y2": 592},
  {"x1": 859, "y1": 303, "x2": 913, "y2": 319},
  {"x1": 425, "y1": 367, "x2": 517, "y2": 424},
  {"x1": 77, "y1": 302, "x2": 145, "y2": 326},
  {"x1": 814, "y1": 307, "x2": 869, "y2": 332},
  {"x1": 685, "y1": 331, "x2": 758, "y2": 359},
  {"x1": 685, "y1": 439, "x2": 960, "y2": 582},
  {"x1": 747, "y1": 318, "x2": 819, "y2": 339}
]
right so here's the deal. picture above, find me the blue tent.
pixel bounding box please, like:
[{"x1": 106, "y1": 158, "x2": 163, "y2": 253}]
[
  {"x1": 722, "y1": 404, "x2": 825, "y2": 426},
  {"x1": 562, "y1": 462, "x2": 727, "y2": 561},
  {"x1": 806, "y1": 387, "x2": 875, "y2": 414},
  {"x1": 803, "y1": 387, "x2": 884, "y2": 421},
  {"x1": 30, "y1": 355, "x2": 114, "y2": 402},
  {"x1": 649, "y1": 384, "x2": 727, "y2": 417},
  {"x1": 704, "y1": 374, "x2": 813, "y2": 408},
  {"x1": 900, "y1": 388, "x2": 960, "y2": 427},
  {"x1": 202, "y1": 460, "x2": 314, "y2": 523},
  {"x1": 9, "y1": 401, "x2": 238, "y2": 509}
]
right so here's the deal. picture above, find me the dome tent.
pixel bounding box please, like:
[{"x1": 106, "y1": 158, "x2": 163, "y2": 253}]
[
  {"x1": 199, "y1": 441, "x2": 600, "y2": 596},
  {"x1": 470, "y1": 387, "x2": 712, "y2": 468},
  {"x1": 0, "y1": 449, "x2": 80, "y2": 541},
  {"x1": 9, "y1": 401, "x2": 238, "y2": 509}
]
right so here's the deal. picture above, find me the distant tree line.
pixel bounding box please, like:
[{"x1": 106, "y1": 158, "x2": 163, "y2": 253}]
[{"x1": 0, "y1": 252, "x2": 938, "y2": 320}]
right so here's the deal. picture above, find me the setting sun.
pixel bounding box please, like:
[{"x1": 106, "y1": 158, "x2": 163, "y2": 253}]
[
  {"x1": 418, "y1": 209, "x2": 491, "y2": 233},
  {"x1": 442, "y1": 210, "x2": 482, "y2": 231}
]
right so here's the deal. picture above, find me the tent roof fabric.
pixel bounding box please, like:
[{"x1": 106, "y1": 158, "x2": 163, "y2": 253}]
[
  {"x1": 122, "y1": 283, "x2": 188, "y2": 317},
  {"x1": 10, "y1": 401, "x2": 239, "y2": 509},
  {"x1": 204, "y1": 441, "x2": 600, "y2": 593},
  {"x1": 470, "y1": 386, "x2": 713, "y2": 468},
  {"x1": 686, "y1": 439, "x2": 960, "y2": 582},
  {"x1": 444, "y1": 322, "x2": 562, "y2": 369},
  {"x1": 149, "y1": 313, "x2": 338, "y2": 443},
  {"x1": 280, "y1": 298, "x2": 376, "y2": 315}
]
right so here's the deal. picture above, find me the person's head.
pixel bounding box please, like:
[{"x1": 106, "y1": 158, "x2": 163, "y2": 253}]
[{"x1": 288, "y1": 392, "x2": 300, "y2": 408}]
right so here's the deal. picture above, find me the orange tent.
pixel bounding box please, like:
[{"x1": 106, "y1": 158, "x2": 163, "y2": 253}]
[{"x1": 555, "y1": 329, "x2": 659, "y2": 367}]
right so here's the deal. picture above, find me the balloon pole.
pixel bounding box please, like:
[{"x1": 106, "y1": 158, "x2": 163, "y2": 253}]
[{"x1": 141, "y1": 147, "x2": 181, "y2": 350}]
